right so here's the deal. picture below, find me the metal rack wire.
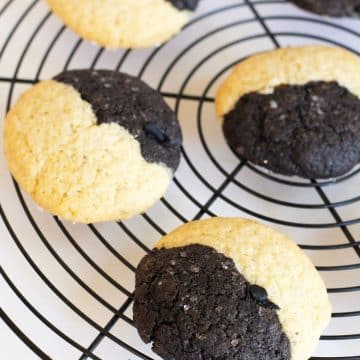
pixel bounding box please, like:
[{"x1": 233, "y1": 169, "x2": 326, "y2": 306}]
[{"x1": 0, "y1": 0, "x2": 359, "y2": 359}]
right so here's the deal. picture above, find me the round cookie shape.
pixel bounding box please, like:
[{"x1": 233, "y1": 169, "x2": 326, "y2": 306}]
[
  {"x1": 134, "y1": 244, "x2": 290, "y2": 360},
  {"x1": 147, "y1": 218, "x2": 332, "y2": 360},
  {"x1": 290, "y1": 0, "x2": 360, "y2": 17},
  {"x1": 3, "y1": 70, "x2": 182, "y2": 223},
  {"x1": 216, "y1": 46, "x2": 360, "y2": 179},
  {"x1": 54, "y1": 70, "x2": 182, "y2": 172},
  {"x1": 46, "y1": 0, "x2": 199, "y2": 49}
]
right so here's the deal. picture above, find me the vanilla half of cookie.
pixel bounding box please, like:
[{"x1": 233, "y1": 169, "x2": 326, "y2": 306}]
[
  {"x1": 216, "y1": 46, "x2": 360, "y2": 179},
  {"x1": 47, "y1": 0, "x2": 199, "y2": 49},
  {"x1": 134, "y1": 217, "x2": 331, "y2": 360},
  {"x1": 3, "y1": 70, "x2": 182, "y2": 223}
]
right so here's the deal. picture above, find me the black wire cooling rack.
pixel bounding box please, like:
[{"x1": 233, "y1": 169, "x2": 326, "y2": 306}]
[{"x1": 0, "y1": 0, "x2": 359, "y2": 359}]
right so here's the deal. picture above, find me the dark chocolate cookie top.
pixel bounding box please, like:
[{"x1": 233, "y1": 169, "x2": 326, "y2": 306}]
[
  {"x1": 134, "y1": 244, "x2": 290, "y2": 360},
  {"x1": 166, "y1": 0, "x2": 199, "y2": 11},
  {"x1": 290, "y1": 0, "x2": 360, "y2": 17},
  {"x1": 54, "y1": 70, "x2": 182, "y2": 172},
  {"x1": 223, "y1": 81, "x2": 360, "y2": 179},
  {"x1": 291, "y1": 0, "x2": 360, "y2": 17}
]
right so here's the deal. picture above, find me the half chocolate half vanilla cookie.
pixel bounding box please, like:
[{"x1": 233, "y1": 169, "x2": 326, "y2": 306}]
[
  {"x1": 216, "y1": 46, "x2": 360, "y2": 179},
  {"x1": 46, "y1": 0, "x2": 200, "y2": 48},
  {"x1": 3, "y1": 70, "x2": 182, "y2": 223},
  {"x1": 133, "y1": 217, "x2": 331, "y2": 360},
  {"x1": 290, "y1": 0, "x2": 360, "y2": 17}
]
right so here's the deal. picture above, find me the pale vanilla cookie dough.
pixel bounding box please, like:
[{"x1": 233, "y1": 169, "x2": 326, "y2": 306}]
[
  {"x1": 134, "y1": 217, "x2": 331, "y2": 360},
  {"x1": 3, "y1": 70, "x2": 182, "y2": 223},
  {"x1": 46, "y1": 0, "x2": 199, "y2": 48},
  {"x1": 216, "y1": 46, "x2": 360, "y2": 179}
]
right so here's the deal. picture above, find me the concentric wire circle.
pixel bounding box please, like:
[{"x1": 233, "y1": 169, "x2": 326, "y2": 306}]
[{"x1": 1, "y1": 0, "x2": 359, "y2": 359}]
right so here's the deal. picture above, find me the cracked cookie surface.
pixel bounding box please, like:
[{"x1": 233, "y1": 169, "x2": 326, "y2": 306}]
[
  {"x1": 215, "y1": 46, "x2": 360, "y2": 119},
  {"x1": 153, "y1": 218, "x2": 331, "y2": 360},
  {"x1": 223, "y1": 81, "x2": 360, "y2": 178},
  {"x1": 3, "y1": 71, "x2": 180, "y2": 223},
  {"x1": 55, "y1": 70, "x2": 182, "y2": 172},
  {"x1": 134, "y1": 244, "x2": 290, "y2": 360},
  {"x1": 46, "y1": 0, "x2": 197, "y2": 48},
  {"x1": 216, "y1": 46, "x2": 360, "y2": 179}
]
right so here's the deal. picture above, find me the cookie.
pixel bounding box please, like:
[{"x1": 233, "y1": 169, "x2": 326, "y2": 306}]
[
  {"x1": 290, "y1": 0, "x2": 360, "y2": 17},
  {"x1": 3, "y1": 70, "x2": 182, "y2": 223},
  {"x1": 46, "y1": 0, "x2": 200, "y2": 49},
  {"x1": 134, "y1": 218, "x2": 331, "y2": 360},
  {"x1": 216, "y1": 46, "x2": 360, "y2": 179}
]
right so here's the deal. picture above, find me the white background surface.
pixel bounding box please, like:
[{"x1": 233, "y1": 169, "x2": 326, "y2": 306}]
[{"x1": 1, "y1": 0, "x2": 359, "y2": 359}]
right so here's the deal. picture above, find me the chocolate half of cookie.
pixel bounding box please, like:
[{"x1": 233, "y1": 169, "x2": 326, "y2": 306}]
[
  {"x1": 223, "y1": 81, "x2": 360, "y2": 179},
  {"x1": 54, "y1": 70, "x2": 182, "y2": 172},
  {"x1": 290, "y1": 0, "x2": 360, "y2": 17},
  {"x1": 134, "y1": 244, "x2": 290, "y2": 360},
  {"x1": 166, "y1": 0, "x2": 199, "y2": 11}
]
